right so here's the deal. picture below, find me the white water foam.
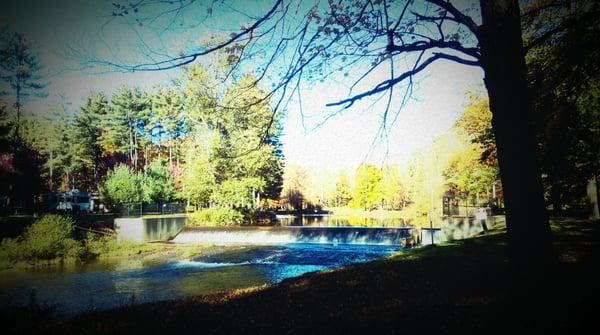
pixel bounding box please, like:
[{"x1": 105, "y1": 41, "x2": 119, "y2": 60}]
[{"x1": 171, "y1": 229, "x2": 405, "y2": 246}]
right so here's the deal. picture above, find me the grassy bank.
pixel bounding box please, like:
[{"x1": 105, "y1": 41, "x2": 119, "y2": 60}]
[{"x1": 3, "y1": 217, "x2": 598, "y2": 334}]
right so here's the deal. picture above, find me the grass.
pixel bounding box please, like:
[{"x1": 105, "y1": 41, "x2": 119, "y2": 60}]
[{"x1": 2, "y1": 217, "x2": 597, "y2": 334}]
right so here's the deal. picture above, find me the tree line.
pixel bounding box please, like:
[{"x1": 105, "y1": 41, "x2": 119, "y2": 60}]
[
  {"x1": 279, "y1": 93, "x2": 500, "y2": 218},
  {"x1": 0, "y1": 30, "x2": 284, "y2": 212},
  {"x1": 280, "y1": 82, "x2": 598, "y2": 222}
]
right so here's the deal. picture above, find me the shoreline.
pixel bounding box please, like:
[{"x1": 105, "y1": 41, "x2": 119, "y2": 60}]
[
  {"x1": 0, "y1": 241, "x2": 219, "y2": 272},
  {"x1": 2, "y1": 217, "x2": 595, "y2": 334}
]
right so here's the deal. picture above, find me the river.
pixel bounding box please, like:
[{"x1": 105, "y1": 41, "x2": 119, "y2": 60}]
[{"x1": 0, "y1": 242, "x2": 400, "y2": 317}]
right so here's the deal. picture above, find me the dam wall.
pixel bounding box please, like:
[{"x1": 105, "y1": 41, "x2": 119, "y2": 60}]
[
  {"x1": 173, "y1": 226, "x2": 415, "y2": 246},
  {"x1": 115, "y1": 214, "x2": 187, "y2": 243}
]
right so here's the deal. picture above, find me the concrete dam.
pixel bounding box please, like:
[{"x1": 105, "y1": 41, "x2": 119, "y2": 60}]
[{"x1": 172, "y1": 226, "x2": 419, "y2": 246}]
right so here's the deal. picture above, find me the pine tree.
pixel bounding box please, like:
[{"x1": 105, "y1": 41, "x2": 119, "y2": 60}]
[{"x1": 0, "y1": 30, "x2": 46, "y2": 142}]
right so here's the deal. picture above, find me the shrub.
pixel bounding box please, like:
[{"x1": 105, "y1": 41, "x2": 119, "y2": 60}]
[
  {"x1": 17, "y1": 214, "x2": 84, "y2": 261},
  {"x1": 0, "y1": 238, "x2": 22, "y2": 266},
  {"x1": 188, "y1": 208, "x2": 245, "y2": 226},
  {"x1": 84, "y1": 232, "x2": 115, "y2": 255}
]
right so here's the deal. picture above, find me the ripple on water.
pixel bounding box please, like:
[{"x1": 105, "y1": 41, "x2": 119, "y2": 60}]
[{"x1": 0, "y1": 243, "x2": 399, "y2": 316}]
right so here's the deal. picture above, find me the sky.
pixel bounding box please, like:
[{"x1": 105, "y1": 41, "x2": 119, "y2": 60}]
[{"x1": 1, "y1": 0, "x2": 485, "y2": 172}]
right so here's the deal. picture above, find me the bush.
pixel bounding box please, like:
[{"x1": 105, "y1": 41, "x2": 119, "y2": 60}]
[
  {"x1": 188, "y1": 208, "x2": 245, "y2": 226},
  {"x1": 0, "y1": 238, "x2": 22, "y2": 266},
  {"x1": 84, "y1": 232, "x2": 116, "y2": 255},
  {"x1": 4, "y1": 214, "x2": 84, "y2": 262}
]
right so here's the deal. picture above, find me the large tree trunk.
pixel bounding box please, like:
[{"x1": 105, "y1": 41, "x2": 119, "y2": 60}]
[
  {"x1": 479, "y1": 0, "x2": 555, "y2": 286},
  {"x1": 479, "y1": 2, "x2": 557, "y2": 330}
]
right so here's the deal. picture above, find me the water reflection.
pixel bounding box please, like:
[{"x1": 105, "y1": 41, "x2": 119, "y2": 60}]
[{"x1": 277, "y1": 214, "x2": 408, "y2": 227}]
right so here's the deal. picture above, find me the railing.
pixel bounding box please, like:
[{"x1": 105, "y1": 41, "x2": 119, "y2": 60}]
[{"x1": 118, "y1": 202, "x2": 186, "y2": 218}]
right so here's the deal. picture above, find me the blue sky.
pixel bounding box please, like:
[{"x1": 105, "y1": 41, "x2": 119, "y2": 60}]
[{"x1": 1, "y1": 0, "x2": 485, "y2": 172}]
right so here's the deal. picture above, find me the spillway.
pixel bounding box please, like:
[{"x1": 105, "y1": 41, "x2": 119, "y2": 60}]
[{"x1": 171, "y1": 226, "x2": 415, "y2": 246}]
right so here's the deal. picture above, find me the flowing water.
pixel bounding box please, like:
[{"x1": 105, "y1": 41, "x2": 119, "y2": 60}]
[{"x1": 0, "y1": 242, "x2": 400, "y2": 317}]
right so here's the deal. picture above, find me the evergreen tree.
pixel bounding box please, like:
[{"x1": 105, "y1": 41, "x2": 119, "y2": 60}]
[
  {"x1": 73, "y1": 92, "x2": 109, "y2": 190},
  {"x1": 0, "y1": 30, "x2": 46, "y2": 142},
  {"x1": 100, "y1": 86, "x2": 150, "y2": 169},
  {"x1": 151, "y1": 86, "x2": 185, "y2": 168}
]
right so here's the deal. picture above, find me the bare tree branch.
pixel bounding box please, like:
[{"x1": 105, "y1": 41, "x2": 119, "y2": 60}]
[
  {"x1": 326, "y1": 51, "x2": 479, "y2": 109},
  {"x1": 425, "y1": 0, "x2": 480, "y2": 37}
]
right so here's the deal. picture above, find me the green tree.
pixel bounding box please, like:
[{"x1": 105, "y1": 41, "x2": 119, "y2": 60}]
[
  {"x1": 456, "y1": 95, "x2": 497, "y2": 167},
  {"x1": 100, "y1": 164, "x2": 142, "y2": 206},
  {"x1": 0, "y1": 30, "x2": 46, "y2": 142},
  {"x1": 73, "y1": 92, "x2": 109, "y2": 190},
  {"x1": 100, "y1": 86, "x2": 150, "y2": 169},
  {"x1": 180, "y1": 64, "x2": 219, "y2": 132},
  {"x1": 211, "y1": 177, "x2": 264, "y2": 209},
  {"x1": 151, "y1": 86, "x2": 185, "y2": 167},
  {"x1": 141, "y1": 161, "x2": 176, "y2": 203},
  {"x1": 42, "y1": 101, "x2": 91, "y2": 191},
  {"x1": 444, "y1": 145, "x2": 498, "y2": 206},
  {"x1": 351, "y1": 164, "x2": 383, "y2": 211},
  {"x1": 181, "y1": 153, "x2": 215, "y2": 207},
  {"x1": 209, "y1": 74, "x2": 284, "y2": 203},
  {"x1": 453, "y1": 95, "x2": 501, "y2": 206},
  {"x1": 523, "y1": 0, "x2": 600, "y2": 217}
]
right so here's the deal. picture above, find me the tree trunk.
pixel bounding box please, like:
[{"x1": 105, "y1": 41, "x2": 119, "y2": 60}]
[
  {"x1": 128, "y1": 122, "x2": 134, "y2": 166},
  {"x1": 587, "y1": 176, "x2": 599, "y2": 220},
  {"x1": 49, "y1": 150, "x2": 54, "y2": 191},
  {"x1": 14, "y1": 80, "x2": 22, "y2": 143},
  {"x1": 133, "y1": 130, "x2": 138, "y2": 169},
  {"x1": 479, "y1": 0, "x2": 555, "y2": 288}
]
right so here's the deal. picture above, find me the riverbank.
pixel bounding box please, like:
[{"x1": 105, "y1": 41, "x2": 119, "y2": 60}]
[
  {"x1": 0, "y1": 240, "x2": 214, "y2": 271},
  {"x1": 4, "y1": 217, "x2": 598, "y2": 334},
  {"x1": 0, "y1": 214, "x2": 213, "y2": 270}
]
